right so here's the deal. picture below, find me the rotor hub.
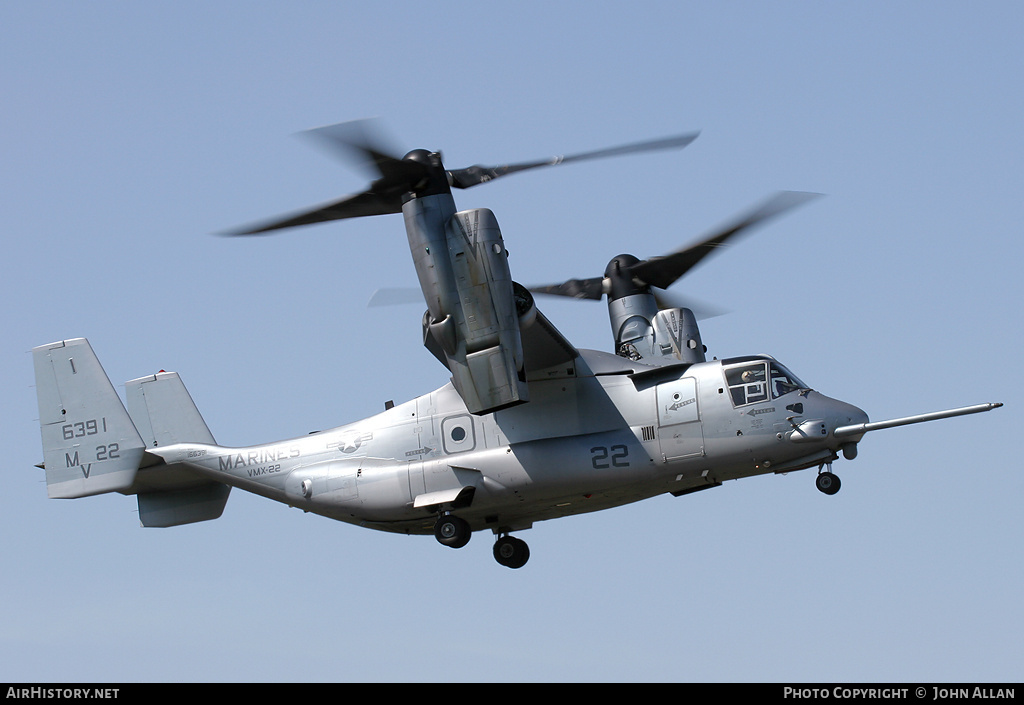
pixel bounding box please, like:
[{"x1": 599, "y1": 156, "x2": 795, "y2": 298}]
[
  {"x1": 605, "y1": 254, "x2": 646, "y2": 301},
  {"x1": 403, "y1": 149, "x2": 444, "y2": 169}
]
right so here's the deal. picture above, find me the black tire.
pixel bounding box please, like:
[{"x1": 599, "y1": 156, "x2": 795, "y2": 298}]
[
  {"x1": 493, "y1": 536, "x2": 530, "y2": 568},
  {"x1": 816, "y1": 471, "x2": 841, "y2": 495},
  {"x1": 434, "y1": 515, "x2": 471, "y2": 548}
]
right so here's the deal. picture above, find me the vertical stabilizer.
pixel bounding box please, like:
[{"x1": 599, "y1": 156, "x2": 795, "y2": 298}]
[
  {"x1": 125, "y1": 371, "x2": 215, "y2": 447},
  {"x1": 125, "y1": 371, "x2": 229, "y2": 527},
  {"x1": 32, "y1": 339, "x2": 146, "y2": 498}
]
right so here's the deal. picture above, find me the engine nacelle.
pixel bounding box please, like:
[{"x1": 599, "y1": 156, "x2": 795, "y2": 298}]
[
  {"x1": 609, "y1": 293, "x2": 705, "y2": 364},
  {"x1": 652, "y1": 307, "x2": 706, "y2": 364},
  {"x1": 416, "y1": 206, "x2": 528, "y2": 414}
]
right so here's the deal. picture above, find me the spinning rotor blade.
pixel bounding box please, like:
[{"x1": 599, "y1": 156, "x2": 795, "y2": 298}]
[
  {"x1": 227, "y1": 121, "x2": 431, "y2": 235},
  {"x1": 650, "y1": 289, "x2": 729, "y2": 320},
  {"x1": 631, "y1": 190, "x2": 821, "y2": 289},
  {"x1": 226, "y1": 121, "x2": 700, "y2": 236},
  {"x1": 301, "y1": 120, "x2": 423, "y2": 183},
  {"x1": 529, "y1": 277, "x2": 606, "y2": 301},
  {"x1": 367, "y1": 287, "x2": 425, "y2": 307},
  {"x1": 226, "y1": 190, "x2": 404, "y2": 235},
  {"x1": 528, "y1": 281, "x2": 728, "y2": 319},
  {"x1": 530, "y1": 191, "x2": 820, "y2": 306},
  {"x1": 448, "y1": 132, "x2": 700, "y2": 189}
]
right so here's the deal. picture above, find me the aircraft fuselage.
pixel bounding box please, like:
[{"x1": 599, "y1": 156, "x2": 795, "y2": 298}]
[{"x1": 146, "y1": 349, "x2": 868, "y2": 536}]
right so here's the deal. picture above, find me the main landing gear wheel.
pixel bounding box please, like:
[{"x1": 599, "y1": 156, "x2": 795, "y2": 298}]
[
  {"x1": 816, "y1": 471, "x2": 841, "y2": 495},
  {"x1": 493, "y1": 535, "x2": 530, "y2": 569},
  {"x1": 434, "y1": 514, "x2": 471, "y2": 549}
]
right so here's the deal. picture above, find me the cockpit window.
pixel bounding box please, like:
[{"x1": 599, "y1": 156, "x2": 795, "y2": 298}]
[
  {"x1": 769, "y1": 362, "x2": 805, "y2": 398},
  {"x1": 724, "y1": 360, "x2": 807, "y2": 407},
  {"x1": 725, "y1": 362, "x2": 769, "y2": 406}
]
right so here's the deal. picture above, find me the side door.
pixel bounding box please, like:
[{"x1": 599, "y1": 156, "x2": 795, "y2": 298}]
[{"x1": 656, "y1": 377, "x2": 705, "y2": 460}]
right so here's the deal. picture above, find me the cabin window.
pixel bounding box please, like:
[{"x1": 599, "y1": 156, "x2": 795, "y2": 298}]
[{"x1": 441, "y1": 414, "x2": 476, "y2": 454}]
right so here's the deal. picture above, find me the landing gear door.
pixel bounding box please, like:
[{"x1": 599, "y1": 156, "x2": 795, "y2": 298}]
[{"x1": 656, "y1": 377, "x2": 704, "y2": 459}]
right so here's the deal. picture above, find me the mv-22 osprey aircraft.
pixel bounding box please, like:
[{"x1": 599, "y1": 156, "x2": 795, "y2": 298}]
[{"x1": 33, "y1": 121, "x2": 1002, "y2": 568}]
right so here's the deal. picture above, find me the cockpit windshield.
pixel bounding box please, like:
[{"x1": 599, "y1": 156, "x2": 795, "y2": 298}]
[{"x1": 723, "y1": 358, "x2": 808, "y2": 407}]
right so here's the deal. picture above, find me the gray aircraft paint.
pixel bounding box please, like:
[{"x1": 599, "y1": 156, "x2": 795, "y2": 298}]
[{"x1": 31, "y1": 127, "x2": 1002, "y2": 567}]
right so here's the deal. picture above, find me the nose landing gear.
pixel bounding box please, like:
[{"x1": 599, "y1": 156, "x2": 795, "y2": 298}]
[{"x1": 493, "y1": 534, "x2": 530, "y2": 569}]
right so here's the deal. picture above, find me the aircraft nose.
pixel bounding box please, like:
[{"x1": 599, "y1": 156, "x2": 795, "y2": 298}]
[
  {"x1": 788, "y1": 395, "x2": 868, "y2": 446},
  {"x1": 831, "y1": 399, "x2": 869, "y2": 430},
  {"x1": 826, "y1": 399, "x2": 869, "y2": 459}
]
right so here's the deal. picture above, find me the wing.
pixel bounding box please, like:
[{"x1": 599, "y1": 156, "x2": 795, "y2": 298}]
[
  {"x1": 422, "y1": 293, "x2": 579, "y2": 392},
  {"x1": 519, "y1": 306, "x2": 579, "y2": 380}
]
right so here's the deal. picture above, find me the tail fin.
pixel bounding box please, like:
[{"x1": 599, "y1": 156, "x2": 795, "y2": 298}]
[
  {"x1": 33, "y1": 338, "x2": 231, "y2": 526},
  {"x1": 125, "y1": 371, "x2": 216, "y2": 447},
  {"x1": 32, "y1": 338, "x2": 146, "y2": 499},
  {"x1": 124, "y1": 370, "x2": 230, "y2": 527}
]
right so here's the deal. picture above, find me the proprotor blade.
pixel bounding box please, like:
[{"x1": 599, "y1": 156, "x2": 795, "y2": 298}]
[
  {"x1": 650, "y1": 288, "x2": 729, "y2": 319},
  {"x1": 447, "y1": 132, "x2": 700, "y2": 189},
  {"x1": 223, "y1": 119, "x2": 436, "y2": 235},
  {"x1": 225, "y1": 123, "x2": 699, "y2": 236},
  {"x1": 223, "y1": 190, "x2": 404, "y2": 236},
  {"x1": 529, "y1": 277, "x2": 606, "y2": 301},
  {"x1": 629, "y1": 191, "x2": 821, "y2": 289},
  {"x1": 527, "y1": 191, "x2": 820, "y2": 307},
  {"x1": 300, "y1": 119, "x2": 408, "y2": 181}
]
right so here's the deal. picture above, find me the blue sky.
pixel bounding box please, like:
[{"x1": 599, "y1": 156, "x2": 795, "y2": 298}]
[{"x1": 2, "y1": 2, "x2": 1021, "y2": 682}]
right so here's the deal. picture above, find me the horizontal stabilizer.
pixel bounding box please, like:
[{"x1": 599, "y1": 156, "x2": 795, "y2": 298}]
[
  {"x1": 33, "y1": 339, "x2": 146, "y2": 498},
  {"x1": 137, "y1": 483, "x2": 231, "y2": 527}
]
